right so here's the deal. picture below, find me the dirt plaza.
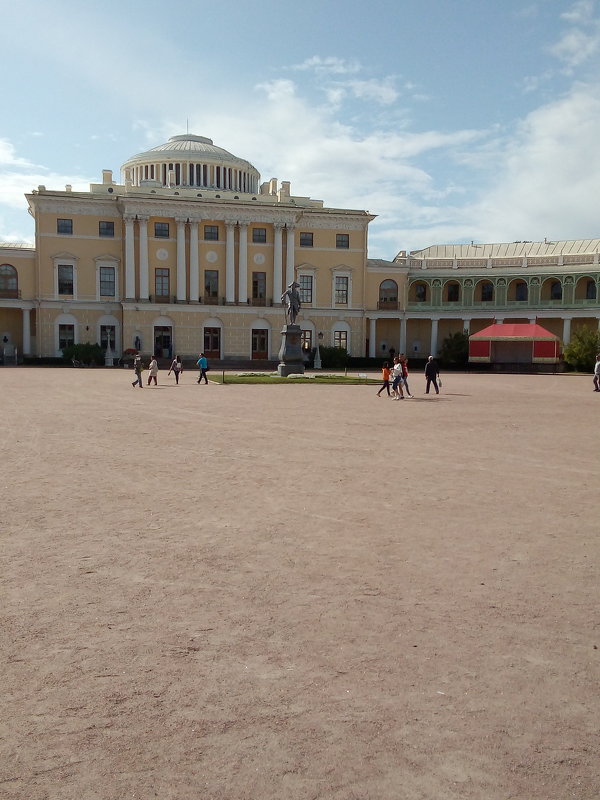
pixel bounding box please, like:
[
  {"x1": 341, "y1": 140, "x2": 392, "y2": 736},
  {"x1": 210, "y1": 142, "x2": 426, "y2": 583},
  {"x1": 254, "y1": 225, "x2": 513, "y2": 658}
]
[{"x1": 1, "y1": 367, "x2": 599, "y2": 800}]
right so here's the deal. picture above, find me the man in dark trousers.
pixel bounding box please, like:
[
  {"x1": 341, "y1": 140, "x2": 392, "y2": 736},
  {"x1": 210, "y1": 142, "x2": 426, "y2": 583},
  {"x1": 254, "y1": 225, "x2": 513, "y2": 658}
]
[{"x1": 424, "y1": 355, "x2": 440, "y2": 394}]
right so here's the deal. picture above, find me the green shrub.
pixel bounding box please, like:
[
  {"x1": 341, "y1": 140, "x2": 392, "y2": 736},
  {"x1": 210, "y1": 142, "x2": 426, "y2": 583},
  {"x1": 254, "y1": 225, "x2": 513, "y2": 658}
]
[
  {"x1": 62, "y1": 342, "x2": 105, "y2": 365},
  {"x1": 319, "y1": 346, "x2": 349, "y2": 369},
  {"x1": 439, "y1": 331, "x2": 469, "y2": 368},
  {"x1": 563, "y1": 327, "x2": 600, "y2": 372}
]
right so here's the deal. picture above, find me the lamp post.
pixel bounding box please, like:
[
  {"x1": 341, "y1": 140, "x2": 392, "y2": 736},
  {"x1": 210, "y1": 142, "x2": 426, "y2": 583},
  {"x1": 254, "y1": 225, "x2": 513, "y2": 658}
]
[{"x1": 314, "y1": 331, "x2": 323, "y2": 369}]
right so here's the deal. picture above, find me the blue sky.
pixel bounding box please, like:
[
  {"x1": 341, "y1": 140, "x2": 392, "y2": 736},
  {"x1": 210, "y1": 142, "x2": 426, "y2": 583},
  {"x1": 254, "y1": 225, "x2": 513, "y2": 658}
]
[{"x1": 2, "y1": 0, "x2": 600, "y2": 258}]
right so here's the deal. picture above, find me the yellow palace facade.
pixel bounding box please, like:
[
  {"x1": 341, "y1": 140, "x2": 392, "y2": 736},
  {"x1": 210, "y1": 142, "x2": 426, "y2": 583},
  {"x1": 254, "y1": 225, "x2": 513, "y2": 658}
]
[{"x1": 1, "y1": 133, "x2": 599, "y2": 363}]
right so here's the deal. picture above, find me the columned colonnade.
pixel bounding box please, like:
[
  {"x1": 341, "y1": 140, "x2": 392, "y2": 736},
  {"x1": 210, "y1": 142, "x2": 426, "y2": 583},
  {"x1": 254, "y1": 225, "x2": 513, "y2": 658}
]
[
  {"x1": 123, "y1": 216, "x2": 296, "y2": 304},
  {"x1": 367, "y1": 314, "x2": 600, "y2": 357}
]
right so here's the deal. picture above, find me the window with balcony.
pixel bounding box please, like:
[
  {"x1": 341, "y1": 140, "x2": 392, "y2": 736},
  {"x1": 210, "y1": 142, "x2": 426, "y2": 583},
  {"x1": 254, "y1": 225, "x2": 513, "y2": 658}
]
[
  {"x1": 335, "y1": 276, "x2": 349, "y2": 304},
  {"x1": 57, "y1": 218, "x2": 73, "y2": 235},
  {"x1": 298, "y1": 274, "x2": 313, "y2": 304},
  {"x1": 252, "y1": 227, "x2": 267, "y2": 243},
  {"x1": 204, "y1": 225, "x2": 219, "y2": 241},
  {"x1": 155, "y1": 268, "x2": 170, "y2": 299},
  {"x1": 0, "y1": 264, "x2": 18, "y2": 298},
  {"x1": 99, "y1": 221, "x2": 115, "y2": 237},
  {"x1": 336, "y1": 233, "x2": 349, "y2": 249},
  {"x1": 154, "y1": 222, "x2": 169, "y2": 238},
  {"x1": 204, "y1": 270, "x2": 218, "y2": 302},
  {"x1": 58, "y1": 265, "x2": 74, "y2": 295},
  {"x1": 379, "y1": 280, "x2": 398, "y2": 309},
  {"x1": 300, "y1": 232, "x2": 313, "y2": 247}
]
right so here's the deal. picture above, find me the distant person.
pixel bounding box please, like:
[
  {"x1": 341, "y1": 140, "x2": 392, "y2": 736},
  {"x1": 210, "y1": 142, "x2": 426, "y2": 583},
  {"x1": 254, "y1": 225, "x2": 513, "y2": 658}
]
[
  {"x1": 594, "y1": 352, "x2": 600, "y2": 391},
  {"x1": 147, "y1": 355, "x2": 158, "y2": 386},
  {"x1": 131, "y1": 353, "x2": 143, "y2": 388},
  {"x1": 391, "y1": 356, "x2": 404, "y2": 400},
  {"x1": 424, "y1": 355, "x2": 440, "y2": 395},
  {"x1": 197, "y1": 352, "x2": 209, "y2": 384},
  {"x1": 376, "y1": 361, "x2": 391, "y2": 397},
  {"x1": 400, "y1": 353, "x2": 413, "y2": 398},
  {"x1": 168, "y1": 355, "x2": 183, "y2": 385}
]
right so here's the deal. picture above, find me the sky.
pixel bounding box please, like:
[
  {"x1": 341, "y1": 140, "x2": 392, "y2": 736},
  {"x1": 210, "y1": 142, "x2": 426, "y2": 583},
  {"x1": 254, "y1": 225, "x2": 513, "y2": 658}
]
[{"x1": 2, "y1": 0, "x2": 600, "y2": 258}]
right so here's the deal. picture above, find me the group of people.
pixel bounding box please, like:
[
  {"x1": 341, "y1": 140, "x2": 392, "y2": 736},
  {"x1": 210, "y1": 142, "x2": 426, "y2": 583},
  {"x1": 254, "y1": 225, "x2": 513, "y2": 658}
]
[
  {"x1": 377, "y1": 354, "x2": 441, "y2": 399},
  {"x1": 131, "y1": 353, "x2": 209, "y2": 387}
]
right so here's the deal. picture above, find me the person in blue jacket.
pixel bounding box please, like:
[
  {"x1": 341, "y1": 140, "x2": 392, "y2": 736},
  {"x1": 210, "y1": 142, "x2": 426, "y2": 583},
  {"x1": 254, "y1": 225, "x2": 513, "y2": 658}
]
[{"x1": 196, "y1": 352, "x2": 208, "y2": 384}]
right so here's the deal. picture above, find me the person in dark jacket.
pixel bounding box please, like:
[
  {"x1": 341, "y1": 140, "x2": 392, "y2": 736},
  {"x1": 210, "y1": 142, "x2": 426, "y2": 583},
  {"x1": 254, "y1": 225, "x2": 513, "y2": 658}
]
[{"x1": 424, "y1": 355, "x2": 440, "y2": 394}]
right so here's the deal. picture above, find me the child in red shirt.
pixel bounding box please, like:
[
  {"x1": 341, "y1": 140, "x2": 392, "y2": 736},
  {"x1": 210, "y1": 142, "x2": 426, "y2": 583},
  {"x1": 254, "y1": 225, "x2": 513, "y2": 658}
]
[{"x1": 377, "y1": 362, "x2": 391, "y2": 396}]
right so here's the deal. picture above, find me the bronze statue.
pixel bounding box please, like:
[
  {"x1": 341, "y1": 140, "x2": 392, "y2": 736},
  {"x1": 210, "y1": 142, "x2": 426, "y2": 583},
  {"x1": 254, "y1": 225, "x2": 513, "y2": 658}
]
[{"x1": 281, "y1": 281, "x2": 301, "y2": 325}]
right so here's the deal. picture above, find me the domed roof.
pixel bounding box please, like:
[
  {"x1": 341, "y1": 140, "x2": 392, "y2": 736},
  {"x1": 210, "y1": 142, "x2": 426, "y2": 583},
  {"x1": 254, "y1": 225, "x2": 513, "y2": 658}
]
[{"x1": 122, "y1": 134, "x2": 258, "y2": 172}]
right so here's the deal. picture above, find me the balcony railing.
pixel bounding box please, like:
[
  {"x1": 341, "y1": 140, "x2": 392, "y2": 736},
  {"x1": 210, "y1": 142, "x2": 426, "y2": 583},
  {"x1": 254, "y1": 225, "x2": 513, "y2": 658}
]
[
  {"x1": 377, "y1": 300, "x2": 399, "y2": 310},
  {"x1": 0, "y1": 289, "x2": 21, "y2": 299}
]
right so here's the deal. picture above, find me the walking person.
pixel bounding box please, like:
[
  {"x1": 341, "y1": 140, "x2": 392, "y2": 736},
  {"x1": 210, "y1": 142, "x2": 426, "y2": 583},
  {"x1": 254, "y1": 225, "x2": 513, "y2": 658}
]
[
  {"x1": 594, "y1": 352, "x2": 600, "y2": 391},
  {"x1": 196, "y1": 352, "x2": 209, "y2": 384},
  {"x1": 376, "y1": 361, "x2": 391, "y2": 397},
  {"x1": 400, "y1": 353, "x2": 413, "y2": 398},
  {"x1": 147, "y1": 355, "x2": 158, "y2": 386},
  {"x1": 131, "y1": 352, "x2": 143, "y2": 388},
  {"x1": 168, "y1": 355, "x2": 183, "y2": 385},
  {"x1": 391, "y1": 356, "x2": 405, "y2": 400},
  {"x1": 424, "y1": 355, "x2": 440, "y2": 394}
]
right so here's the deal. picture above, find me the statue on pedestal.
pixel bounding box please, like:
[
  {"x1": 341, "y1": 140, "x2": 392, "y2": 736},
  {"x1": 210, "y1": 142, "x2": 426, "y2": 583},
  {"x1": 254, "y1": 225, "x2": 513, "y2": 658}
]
[{"x1": 281, "y1": 282, "x2": 301, "y2": 325}]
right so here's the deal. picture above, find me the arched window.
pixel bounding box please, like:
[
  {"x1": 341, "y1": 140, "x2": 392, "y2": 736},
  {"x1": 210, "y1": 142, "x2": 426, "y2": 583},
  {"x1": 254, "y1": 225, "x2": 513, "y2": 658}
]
[
  {"x1": 411, "y1": 281, "x2": 428, "y2": 303},
  {"x1": 478, "y1": 280, "x2": 494, "y2": 302},
  {"x1": 550, "y1": 280, "x2": 562, "y2": 300},
  {"x1": 0, "y1": 264, "x2": 18, "y2": 298},
  {"x1": 444, "y1": 281, "x2": 460, "y2": 302},
  {"x1": 379, "y1": 279, "x2": 398, "y2": 309}
]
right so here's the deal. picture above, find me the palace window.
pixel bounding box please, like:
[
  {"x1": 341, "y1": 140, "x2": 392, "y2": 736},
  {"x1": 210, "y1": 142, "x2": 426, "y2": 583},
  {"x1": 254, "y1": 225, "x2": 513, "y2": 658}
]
[
  {"x1": 99, "y1": 221, "x2": 115, "y2": 237},
  {"x1": 252, "y1": 272, "x2": 266, "y2": 303},
  {"x1": 252, "y1": 227, "x2": 267, "y2": 243},
  {"x1": 204, "y1": 225, "x2": 219, "y2": 241},
  {"x1": 446, "y1": 282, "x2": 459, "y2": 302},
  {"x1": 301, "y1": 329, "x2": 313, "y2": 351},
  {"x1": 414, "y1": 283, "x2": 427, "y2": 302},
  {"x1": 298, "y1": 275, "x2": 313, "y2": 304},
  {"x1": 155, "y1": 268, "x2": 170, "y2": 299},
  {"x1": 58, "y1": 265, "x2": 74, "y2": 295},
  {"x1": 57, "y1": 218, "x2": 73, "y2": 235},
  {"x1": 99, "y1": 266, "x2": 115, "y2": 297},
  {"x1": 336, "y1": 233, "x2": 349, "y2": 249},
  {"x1": 299, "y1": 232, "x2": 313, "y2": 247},
  {"x1": 58, "y1": 324, "x2": 75, "y2": 350},
  {"x1": 586, "y1": 280, "x2": 597, "y2": 300},
  {"x1": 550, "y1": 280, "x2": 562, "y2": 300},
  {"x1": 154, "y1": 222, "x2": 169, "y2": 238},
  {"x1": 515, "y1": 281, "x2": 528, "y2": 301},
  {"x1": 0, "y1": 264, "x2": 18, "y2": 298},
  {"x1": 333, "y1": 330, "x2": 348, "y2": 350},
  {"x1": 335, "y1": 276, "x2": 349, "y2": 304},
  {"x1": 481, "y1": 282, "x2": 494, "y2": 302},
  {"x1": 379, "y1": 280, "x2": 398, "y2": 306},
  {"x1": 100, "y1": 325, "x2": 116, "y2": 350},
  {"x1": 204, "y1": 270, "x2": 218, "y2": 299}
]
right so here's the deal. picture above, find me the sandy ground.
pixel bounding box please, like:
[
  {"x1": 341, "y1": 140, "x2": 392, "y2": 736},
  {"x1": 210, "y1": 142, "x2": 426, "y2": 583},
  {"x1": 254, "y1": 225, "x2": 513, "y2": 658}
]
[{"x1": 1, "y1": 366, "x2": 599, "y2": 800}]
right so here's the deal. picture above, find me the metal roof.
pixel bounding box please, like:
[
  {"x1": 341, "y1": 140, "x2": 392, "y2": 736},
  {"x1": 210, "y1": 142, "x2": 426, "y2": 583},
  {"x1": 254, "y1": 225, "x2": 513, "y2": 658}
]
[
  {"x1": 121, "y1": 134, "x2": 258, "y2": 172},
  {"x1": 404, "y1": 239, "x2": 600, "y2": 259}
]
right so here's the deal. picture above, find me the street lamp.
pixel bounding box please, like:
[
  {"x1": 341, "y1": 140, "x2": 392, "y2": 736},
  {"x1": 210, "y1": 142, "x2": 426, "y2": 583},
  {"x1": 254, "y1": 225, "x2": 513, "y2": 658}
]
[{"x1": 314, "y1": 331, "x2": 323, "y2": 369}]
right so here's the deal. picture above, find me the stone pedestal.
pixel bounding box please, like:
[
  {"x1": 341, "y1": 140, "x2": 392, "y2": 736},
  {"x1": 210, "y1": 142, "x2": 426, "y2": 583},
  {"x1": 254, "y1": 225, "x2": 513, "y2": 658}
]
[{"x1": 278, "y1": 324, "x2": 305, "y2": 377}]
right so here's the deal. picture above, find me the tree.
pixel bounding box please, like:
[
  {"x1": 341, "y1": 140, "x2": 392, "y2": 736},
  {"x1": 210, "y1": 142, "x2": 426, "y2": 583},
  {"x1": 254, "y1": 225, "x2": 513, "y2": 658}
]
[
  {"x1": 439, "y1": 331, "x2": 469, "y2": 368},
  {"x1": 562, "y1": 327, "x2": 600, "y2": 372},
  {"x1": 62, "y1": 342, "x2": 105, "y2": 366}
]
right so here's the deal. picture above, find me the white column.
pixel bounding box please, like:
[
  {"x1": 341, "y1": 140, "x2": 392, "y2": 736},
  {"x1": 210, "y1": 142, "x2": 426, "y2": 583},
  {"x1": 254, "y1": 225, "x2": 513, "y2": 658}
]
[
  {"x1": 273, "y1": 223, "x2": 283, "y2": 303},
  {"x1": 176, "y1": 218, "x2": 187, "y2": 302},
  {"x1": 138, "y1": 216, "x2": 149, "y2": 300},
  {"x1": 430, "y1": 319, "x2": 439, "y2": 356},
  {"x1": 124, "y1": 215, "x2": 135, "y2": 299},
  {"x1": 400, "y1": 316, "x2": 407, "y2": 354},
  {"x1": 225, "y1": 222, "x2": 236, "y2": 303},
  {"x1": 238, "y1": 223, "x2": 248, "y2": 304},
  {"x1": 22, "y1": 308, "x2": 31, "y2": 355},
  {"x1": 562, "y1": 317, "x2": 572, "y2": 346},
  {"x1": 462, "y1": 318, "x2": 471, "y2": 334},
  {"x1": 285, "y1": 225, "x2": 295, "y2": 287},
  {"x1": 189, "y1": 220, "x2": 199, "y2": 302},
  {"x1": 369, "y1": 318, "x2": 376, "y2": 357}
]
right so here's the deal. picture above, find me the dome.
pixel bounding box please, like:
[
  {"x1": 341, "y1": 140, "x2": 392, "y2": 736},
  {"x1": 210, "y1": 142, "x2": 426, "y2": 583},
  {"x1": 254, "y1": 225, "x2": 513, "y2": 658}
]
[{"x1": 121, "y1": 134, "x2": 260, "y2": 193}]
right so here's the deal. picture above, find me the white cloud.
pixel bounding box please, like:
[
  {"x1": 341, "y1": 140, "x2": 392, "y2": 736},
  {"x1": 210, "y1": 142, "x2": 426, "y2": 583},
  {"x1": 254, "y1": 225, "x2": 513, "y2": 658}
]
[
  {"x1": 291, "y1": 56, "x2": 362, "y2": 75},
  {"x1": 345, "y1": 78, "x2": 399, "y2": 105}
]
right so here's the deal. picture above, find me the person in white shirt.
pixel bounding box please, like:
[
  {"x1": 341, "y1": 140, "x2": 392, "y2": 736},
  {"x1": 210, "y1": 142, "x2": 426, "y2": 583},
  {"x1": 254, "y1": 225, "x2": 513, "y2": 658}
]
[
  {"x1": 593, "y1": 353, "x2": 600, "y2": 392},
  {"x1": 391, "y1": 356, "x2": 404, "y2": 400}
]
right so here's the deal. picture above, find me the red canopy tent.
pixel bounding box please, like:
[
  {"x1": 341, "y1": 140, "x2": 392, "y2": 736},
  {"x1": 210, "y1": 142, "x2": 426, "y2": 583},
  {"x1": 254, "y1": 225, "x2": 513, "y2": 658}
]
[{"x1": 469, "y1": 323, "x2": 560, "y2": 364}]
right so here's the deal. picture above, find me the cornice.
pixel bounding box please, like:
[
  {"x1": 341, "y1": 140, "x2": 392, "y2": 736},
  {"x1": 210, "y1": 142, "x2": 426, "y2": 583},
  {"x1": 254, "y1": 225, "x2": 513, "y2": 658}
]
[{"x1": 29, "y1": 196, "x2": 120, "y2": 217}]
